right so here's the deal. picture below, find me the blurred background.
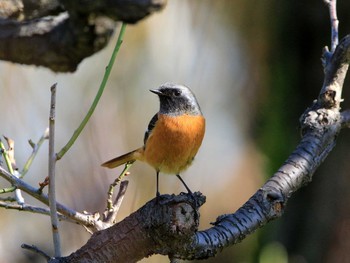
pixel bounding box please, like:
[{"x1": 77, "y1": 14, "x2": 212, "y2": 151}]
[{"x1": 1, "y1": 1, "x2": 350, "y2": 262}]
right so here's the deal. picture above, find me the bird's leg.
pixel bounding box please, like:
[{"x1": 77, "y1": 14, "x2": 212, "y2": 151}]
[
  {"x1": 176, "y1": 174, "x2": 193, "y2": 194},
  {"x1": 176, "y1": 174, "x2": 199, "y2": 217},
  {"x1": 156, "y1": 171, "x2": 160, "y2": 198}
]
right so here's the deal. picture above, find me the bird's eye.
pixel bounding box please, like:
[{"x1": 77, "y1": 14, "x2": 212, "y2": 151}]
[{"x1": 174, "y1": 90, "x2": 182, "y2": 97}]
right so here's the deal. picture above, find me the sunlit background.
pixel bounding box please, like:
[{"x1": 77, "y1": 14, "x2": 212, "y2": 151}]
[{"x1": 1, "y1": 1, "x2": 350, "y2": 262}]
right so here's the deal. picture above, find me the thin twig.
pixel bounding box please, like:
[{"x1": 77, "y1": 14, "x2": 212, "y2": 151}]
[
  {"x1": 48, "y1": 83, "x2": 61, "y2": 257},
  {"x1": 56, "y1": 23, "x2": 127, "y2": 160},
  {"x1": 0, "y1": 196, "x2": 16, "y2": 202},
  {"x1": 38, "y1": 176, "x2": 50, "y2": 194},
  {"x1": 106, "y1": 162, "x2": 134, "y2": 211},
  {"x1": 104, "y1": 180, "x2": 129, "y2": 224},
  {"x1": 0, "y1": 139, "x2": 14, "y2": 174},
  {"x1": 0, "y1": 201, "x2": 68, "y2": 220},
  {"x1": 0, "y1": 166, "x2": 95, "y2": 227},
  {"x1": 3, "y1": 136, "x2": 16, "y2": 169},
  {"x1": 324, "y1": 0, "x2": 339, "y2": 53},
  {"x1": 4, "y1": 137, "x2": 24, "y2": 203},
  {"x1": 0, "y1": 186, "x2": 15, "y2": 193},
  {"x1": 0, "y1": 138, "x2": 24, "y2": 203},
  {"x1": 21, "y1": 128, "x2": 49, "y2": 179}
]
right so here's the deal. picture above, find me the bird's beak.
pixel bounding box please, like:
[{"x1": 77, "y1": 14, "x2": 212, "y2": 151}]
[{"x1": 150, "y1": 89, "x2": 163, "y2": 96}]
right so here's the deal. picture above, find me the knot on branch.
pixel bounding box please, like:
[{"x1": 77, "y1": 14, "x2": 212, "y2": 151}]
[
  {"x1": 319, "y1": 89, "x2": 337, "y2": 108},
  {"x1": 143, "y1": 192, "x2": 206, "y2": 254},
  {"x1": 263, "y1": 189, "x2": 285, "y2": 217},
  {"x1": 300, "y1": 108, "x2": 341, "y2": 136}
]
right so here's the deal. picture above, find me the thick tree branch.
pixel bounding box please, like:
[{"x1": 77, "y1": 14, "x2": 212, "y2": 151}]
[
  {"x1": 0, "y1": 0, "x2": 166, "y2": 72},
  {"x1": 51, "y1": 193, "x2": 205, "y2": 263}
]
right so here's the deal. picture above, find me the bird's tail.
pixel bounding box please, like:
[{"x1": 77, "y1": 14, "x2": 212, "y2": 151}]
[{"x1": 101, "y1": 148, "x2": 143, "y2": 168}]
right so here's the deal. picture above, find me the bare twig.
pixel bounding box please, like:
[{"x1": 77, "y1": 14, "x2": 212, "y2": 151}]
[
  {"x1": 0, "y1": 137, "x2": 24, "y2": 203},
  {"x1": 0, "y1": 201, "x2": 68, "y2": 220},
  {"x1": 106, "y1": 162, "x2": 133, "y2": 211},
  {"x1": 324, "y1": 0, "x2": 339, "y2": 53},
  {"x1": 0, "y1": 186, "x2": 15, "y2": 194},
  {"x1": 3, "y1": 136, "x2": 16, "y2": 169},
  {"x1": 0, "y1": 139, "x2": 14, "y2": 174},
  {"x1": 104, "y1": 180, "x2": 129, "y2": 225},
  {"x1": 38, "y1": 176, "x2": 50, "y2": 194},
  {"x1": 21, "y1": 128, "x2": 49, "y2": 179},
  {"x1": 0, "y1": 163, "x2": 126, "y2": 233},
  {"x1": 48, "y1": 83, "x2": 61, "y2": 257},
  {"x1": 4, "y1": 137, "x2": 24, "y2": 203},
  {"x1": 0, "y1": 196, "x2": 16, "y2": 202}
]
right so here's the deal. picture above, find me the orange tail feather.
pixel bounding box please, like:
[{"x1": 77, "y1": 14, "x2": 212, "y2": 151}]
[{"x1": 101, "y1": 148, "x2": 142, "y2": 168}]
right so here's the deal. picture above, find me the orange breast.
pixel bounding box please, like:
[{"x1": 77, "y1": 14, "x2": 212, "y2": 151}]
[{"x1": 143, "y1": 114, "x2": 205, "y2": 174}]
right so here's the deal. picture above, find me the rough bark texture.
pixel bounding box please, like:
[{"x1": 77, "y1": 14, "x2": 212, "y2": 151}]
[
  {"x1": 51, "y1": 193, "x2": 204, "y2": 263},
  {"x1": 0, "y1": 0, "x2": 166, "y2": 72}
]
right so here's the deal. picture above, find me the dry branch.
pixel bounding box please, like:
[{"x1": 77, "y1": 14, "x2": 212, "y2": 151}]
[{"x1": 0, "y1": 0, "x2": 166, "y2": 72}]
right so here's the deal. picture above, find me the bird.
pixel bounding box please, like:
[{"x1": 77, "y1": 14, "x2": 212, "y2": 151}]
[{"x1": 101, "y1": 83, "x2": 205, "y2": 197}]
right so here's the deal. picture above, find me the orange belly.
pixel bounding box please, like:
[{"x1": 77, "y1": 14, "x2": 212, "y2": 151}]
[{"x1": 142, "y1": 114, "x2": 205, "y2": 174}]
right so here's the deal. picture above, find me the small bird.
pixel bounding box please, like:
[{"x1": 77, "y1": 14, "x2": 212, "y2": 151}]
[{"x1": 101, "y1": 83, "x2": 205, "y2": 197}]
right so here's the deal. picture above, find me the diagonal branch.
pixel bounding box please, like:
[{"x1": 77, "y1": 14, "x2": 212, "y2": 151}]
[
  {"x1": 0, "y1": 201, "x2": 68, "y2": 221},
  {"x1": 0, "y1": 166, "x2": 101, "y2": 229},
  {"x1": 21, "y1": 128, "x2": 49, "y2": 179}
]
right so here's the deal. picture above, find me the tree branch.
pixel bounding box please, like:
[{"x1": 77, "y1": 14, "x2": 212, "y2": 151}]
[
  {"x1": 0, "y1": 166, "x2": 95, "y2": 227},
  {"x1": 53, "y1": 193, "x2": 205, "y2": 263},
  {"x1": 21, "y1": 128, "x2": 49, "y2": 179},
  {"x1": 0, "y1": 165, "x2": 132, "y2": 233},
  {"x1": 48, "y1": 83, "x2": 61, "y2": 257},
  {"x1": 319, "y1": 35, "x2": 350, "y2": 108},
  {"x1": 0, "y1": 201, "x2": 68, "y2": 221},
  {"x1": 324, "y1": 0, "x2": 339, "y2": 52},
  {"x1": 0, "y1": 0, "x2": 166, "y2": 72}
]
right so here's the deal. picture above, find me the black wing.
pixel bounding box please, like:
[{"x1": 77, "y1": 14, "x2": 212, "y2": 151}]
[{"x1": 144, "y1": 113, "x2": 158, "y2": 145}]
